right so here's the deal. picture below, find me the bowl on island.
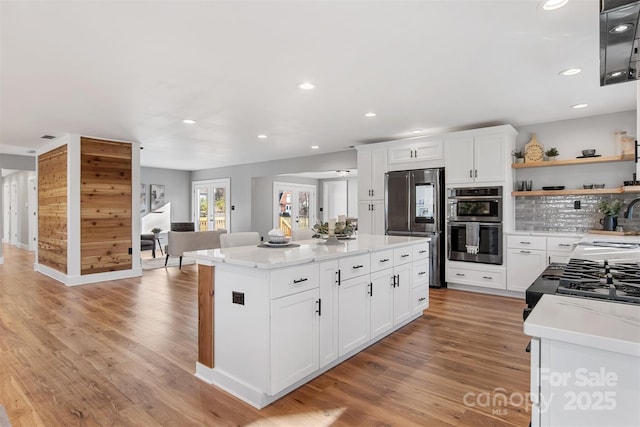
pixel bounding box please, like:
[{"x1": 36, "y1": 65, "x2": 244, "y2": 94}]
[{"x1": 581, "y1": 149, "x2": 596, "y2": 157}]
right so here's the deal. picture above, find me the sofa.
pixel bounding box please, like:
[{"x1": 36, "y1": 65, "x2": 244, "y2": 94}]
[{"x1": 164, "y1": 229, "x2": 227, "y2": 268}]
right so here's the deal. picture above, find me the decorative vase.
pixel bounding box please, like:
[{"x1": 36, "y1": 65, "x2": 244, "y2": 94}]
[
  {"x1": 547, "y1": 156, "x2": 558, "y2": 161},
  {"x1": 515, "y1": 158, "x2": 524, "y2": 164},
  {"x1": 599, "y1": 216, "x2": 618, "y2": 231}
]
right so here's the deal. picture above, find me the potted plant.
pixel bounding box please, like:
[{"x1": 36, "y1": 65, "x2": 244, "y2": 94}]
[
  {"x1": 544, "y1": 147, "x2": 559, "y2": 161},
  {"x1": 598, "y1": 200, "x2": 624, "y2": 231},
  {"x1": 151, "y1": 227, "x2": 162, "y2": 236},
  {"x1": 512, "y1": 150, "x2": 525, "y2": 164}
]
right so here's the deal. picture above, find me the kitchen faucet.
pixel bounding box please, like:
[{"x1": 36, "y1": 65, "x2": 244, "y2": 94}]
[{"x1": 623, "y1": 197, "x2": 640, "y2": 218}]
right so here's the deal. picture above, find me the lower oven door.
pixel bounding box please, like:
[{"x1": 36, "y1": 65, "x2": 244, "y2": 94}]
[{"x1": 447, "y1": 221, "x2": 503, "y2": 265}]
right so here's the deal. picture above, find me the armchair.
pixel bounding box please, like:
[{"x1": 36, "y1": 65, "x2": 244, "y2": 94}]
[{"x1": 141, "y1": 234, "x2": 156, "y2": 257}]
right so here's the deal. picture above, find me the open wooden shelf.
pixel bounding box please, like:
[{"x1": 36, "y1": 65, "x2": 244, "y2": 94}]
[
  {"x1": 512, "y1": 186, "x2": 640, "y2": 196},
  {"x1": 512, "y1": 153, "x2": 634, "y2": 169}
]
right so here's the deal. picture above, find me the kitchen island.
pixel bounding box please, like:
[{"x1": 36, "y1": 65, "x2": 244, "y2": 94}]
[
  {"x1": 524, "y1": 234, "x2": 640, "y2": 426},
  {"x1": 186, "y1": 234, "x2": 430, "y2": 408}
]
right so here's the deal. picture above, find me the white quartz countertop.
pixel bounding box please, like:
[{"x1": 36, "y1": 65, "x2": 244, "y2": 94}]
[
  {"x1": 571, "y1": 233, "x2": 640, "y2": 263},
  {"x1": 185, "y1": 234, "x2": 430, "y2": 269},
  {"x1": 524, "y1": 294, "x2": 640, "y2": 357}
]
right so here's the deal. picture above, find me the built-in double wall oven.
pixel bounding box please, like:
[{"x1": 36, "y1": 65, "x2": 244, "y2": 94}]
[{"x1": 447, "y1": 186, "x2": 503, "y2": 265}]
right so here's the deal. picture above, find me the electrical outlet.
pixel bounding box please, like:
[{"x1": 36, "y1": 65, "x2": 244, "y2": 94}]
[
  {"x1": 574, "y1": 201, "x2": 581, "y2": 209},
  {"x1": 232, "y1": 291, "x2": 245, "y2": 305}
]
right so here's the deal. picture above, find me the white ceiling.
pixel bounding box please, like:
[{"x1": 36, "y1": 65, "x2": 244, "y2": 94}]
[{"x1": 1, "y1": 1, "x2": 636, "y2": 171}]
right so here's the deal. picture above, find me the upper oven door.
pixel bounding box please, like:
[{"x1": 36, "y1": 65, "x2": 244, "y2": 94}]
[{"x1": 448, "y1": 195, "x2": 502, "y2": 222}]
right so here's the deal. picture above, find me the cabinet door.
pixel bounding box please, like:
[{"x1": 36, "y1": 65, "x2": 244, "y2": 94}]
[
  {"x1": 444, "y1": 137, "x2": 475, "y2": 184},
  {"x1": 474, "y1": 133, "x2": 505, "y2": 183},
  {"x1": 388, "y1": 144, "x2": 414, "y2": 164},
  {"x1": 414, "y1": 138, "x2": 443, "y2": 161},
  {"x1": 506, "y1": 249, "x2": 546, "y2": 292},
  {"x1": 338, "y1": 276, "x2": 371, "y2": 356},
  {"x1": 370, "y1": 148, "x2": 387, "y2": 199},
  {"x1": 319, "y1": 261, "x2": 339, "y2": 368},
  {"x1": 393, "y1": 263, "x2": 412, "y2": 325},
  {"x1": 371, "y1": 199, "x2": 385, "y2": 235},
  {"x1": 357, "y1": 150, "x2": 373, "y2": 200},
  {"x1": 358, "y1": 200, "x2": 373, "y2": 235},
  {"x1": 270, "y1": 288, "x2": 320, "y2": 394},
  {"x1": 370, "y1": 269, "x2": 394, "y2": 339}
]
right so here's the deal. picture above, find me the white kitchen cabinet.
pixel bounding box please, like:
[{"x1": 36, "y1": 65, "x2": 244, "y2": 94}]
[
  {"x1": 412, "y1": 285, "x2": 429, "y2": 314},
  {"x1": 319, "y1": 260, "x2": 339, "y2": 368},
  {"x1": 446, "y1": 260, "x2": 506, "y2": 290},
  {"x1": 357, "y1": 147, "x2": 387, "y2": 201},
  {"x1": 392, "y1": 262, "x2": 412, "y2": 325},
  {"x1": 358, "y1": 199, "x2": 385, "y2": 235},
  {"x1": 445, "y1": 133, "x2": 506, "y2": 184},
  {"x1": 546, "y1": 236, "x2": 580, "y2": 265},
  {"x1": 387, "y1": 137, "x2": 443, "y2": 164},
  {"x1": 270, "y1": 288, "x2": 320, "y2": 394},
  {"x1": 370, "y1": 269, "x2": 394, "y2": 339},
  {"x1": 338, "y1": 275, "x2": 371, "y2": 356},
  {"x1": 506, "y1": 235, "x2": 546, "y2": 292}
]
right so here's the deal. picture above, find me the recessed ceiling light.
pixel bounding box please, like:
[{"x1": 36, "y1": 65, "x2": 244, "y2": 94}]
[
  {"x1": 542, "y1": 0, "x2": 568, "y2": 11},
  {"x1": 365, "y1": 112, "x2": 377, "y2": 118},
  {"x1": 610, "y1": 23, "x2": 633, "y2": 34},
  {"x1": 257, "y1": 134, "x2": 267, "y2": 139},
  {"x1": 311, "y1": 145, "x2": 319, "y2": 149},
  {"x1": 571, "y1": 103, "x2": 588, "y2": 109},
  {"x1": 298, "y1": 82, "x2": 315, "y2": 90},
  {"x1": 411, "y1": 129, "x2": 423, "y2": 134},
  {"x1": 182, "y1": 119, "x2": 196, "y2": 124},
  {"x1": 559, "y1": 67, "x2": 582, "y2": 76}
]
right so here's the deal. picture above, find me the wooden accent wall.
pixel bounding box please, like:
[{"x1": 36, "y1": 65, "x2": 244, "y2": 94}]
[
  {"x1": 80, "y1": 138, "x2": 132, "y2": 275},
  {"x1": 38, "y1": 145, "x2": 68, "y2": 273}
]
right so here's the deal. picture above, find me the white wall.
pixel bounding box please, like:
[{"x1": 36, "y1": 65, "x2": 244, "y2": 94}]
[
  {"x1": 192, "y1": 150, "x2": 357, "y2": 232},
  {"x1": 2, "y1": 171, "x2": 36, "y2": 250},
  {"x1": 141, "y1": 167, "x2": 192, "y2": 223}
]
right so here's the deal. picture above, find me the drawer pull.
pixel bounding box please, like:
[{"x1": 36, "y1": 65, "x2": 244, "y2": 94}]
[
  {"x1": 419, "y1": 250, "x2": 427, "y2": 254},
  {"x1": 418, "y1": 271, "x2": 426, "y2": 275},
  {"x1": 456, "y1": 273, "x2": 465, "y2": 277},
  {"x1": 520, "y1": 250, "x2": 531, "y2": 254},
  {"x1": 418, "y1": 297, "x2": 426, "y2": 302},
  {"x1": 352, "y1": 264, "x2": 364, "y2": 269},
  {"x1": 519, "y1": 241, "x2": 531, "y2": 244},
  {"x1": 293, "y1": 277, "x2": 308, "y2": 284},
  {"x1": 482, "y1": 276, "x2": 493, "y2": 280},
  {"x1": 401, "y1": 254, "x2": 410, "y2": 258},
  {"x1": 379, "y1": 258, "x2": 390, "y2": 263},
  {"x1": 558, "y1": 244, "x2": 571, "y2": 247}
]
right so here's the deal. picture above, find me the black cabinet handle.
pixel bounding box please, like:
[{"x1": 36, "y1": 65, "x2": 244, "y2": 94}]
[
  {"x1": 379, "y1": 258, "x2": 390, "y2": 263},
  {"x1": 316, "y1": 299, "x2": 322, "y2": 316},
  {"x1": 520, "y1": 241, "x2": 532, "y2": 244},
  {"x1": 456, "y1": 273, "x2": 465, "y2": 276},
  {"x1": 482, "y1": 276, "x2": 493, "y2": 280},
  {"x1": 293, "y1": 277, "x2": 308, "y2": 284},
  {"x1": 368, "y1": 283, "x2": 373, "y2": 296},
  {"x1": 418, "y1": 271, "x2": 426, "y2": 276},
  {"x1": 401, "y1": 254, "x2": 410, "y2": 258},
  {"x1": 352, "y1": 265, "x2": 364, "y2": 269},
  {"x1": 395, "y1": 274, "x2": 400, "y2": 287},
  {"x1": 418, "y1": 297, "x2": 426, "y2": 302},
  {"x1": 336, "y1": 270, "x2": 341, "y2": 286},
  {"x1": 520, "y1": 250, "x2": 531, "y2": 254},
  {"x1": 558, "y1": 244, "x2": 571, "y2": 247},
  {"x1": 419, "y1": 250, "x2": 427, "y2": 254}
]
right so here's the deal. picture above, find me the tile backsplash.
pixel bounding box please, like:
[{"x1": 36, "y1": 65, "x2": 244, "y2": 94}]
[{"x1": 515, "y1": 193, "x2": 640, "y2": 233}]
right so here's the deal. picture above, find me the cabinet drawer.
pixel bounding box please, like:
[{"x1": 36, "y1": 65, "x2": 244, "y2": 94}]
[
  {"x1": 412, "y1": 285, "x2": 429, "y2": 314},
  {"x1": 412, "y1": 242, "x2": 429, "y2": 260},
  {"x1": 394, "y1": 246, "x2": 413, "y2": 265},
  {"x1": 546, "y1": 237, "x2": 579, "y2": 253},
  {"x1": 412, "y1": 262, "x2": 429, "y2": 287},
  {"x1": 338, "y1": 253, "x2": 371, "y2": 281},
  {"x1": 370, "y1": 249, "x2": 394, "y2": 273},
  {"x1": 507, "y1": 235, "x2": 546, "y2": 250},
  {"x1": 447, "y1": 266, "x2": 506, "y2": 290},
  {"x1": 270, "y1": 264, "x2": 319, "y2": 299}
]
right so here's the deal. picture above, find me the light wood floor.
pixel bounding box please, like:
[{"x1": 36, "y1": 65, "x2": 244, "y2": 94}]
[{"x1": 0, "y1": 244, "x2": 531, "y2": 426}]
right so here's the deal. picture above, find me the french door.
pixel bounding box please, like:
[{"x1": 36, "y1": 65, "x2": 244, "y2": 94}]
[
  {"x1": 192, "y1": 179, "x2": 230, "y2": 231},
  {"x1": 273, "y1": 182, "x2": 316, "y2": 237}
]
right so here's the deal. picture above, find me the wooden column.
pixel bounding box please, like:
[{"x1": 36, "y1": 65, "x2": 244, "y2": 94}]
[{"x1": 198, "y1": 264, "x2": 215, "y2": 368}]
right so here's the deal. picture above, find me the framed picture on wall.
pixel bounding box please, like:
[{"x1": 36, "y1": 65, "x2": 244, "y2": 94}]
[
  {"x1": 140, "y1": 184, "x2": 148, "y2": 214},
  {"x1": 150, "y1": 184, "x2": 165, "y2": 211}
]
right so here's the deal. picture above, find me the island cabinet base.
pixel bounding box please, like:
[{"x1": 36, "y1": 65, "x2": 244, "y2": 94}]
[
  {"x1": 191, "y1": 238, "x2": 430, "y2": 409},
  {"x1": 195, "y1": 312, "x2": 422, "y2": 409}
]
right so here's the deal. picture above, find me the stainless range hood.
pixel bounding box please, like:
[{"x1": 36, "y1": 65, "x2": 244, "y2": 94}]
[{"x1": 600, "y1": 0, "x2": 640, "y2": 85}]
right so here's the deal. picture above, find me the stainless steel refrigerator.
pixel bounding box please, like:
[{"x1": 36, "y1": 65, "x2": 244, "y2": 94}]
[{"x1": 385, "y1": 168, "x2": 445, "y2": 288}]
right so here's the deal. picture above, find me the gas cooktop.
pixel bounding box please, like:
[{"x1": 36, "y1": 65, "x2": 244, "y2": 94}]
[{"x1": 556, "y1": 258, "x2": 640, "y2": 304}]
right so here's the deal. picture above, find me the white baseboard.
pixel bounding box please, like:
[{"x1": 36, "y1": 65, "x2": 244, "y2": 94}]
[
  {"x1": 35, "y1": 263, "x2": 143, "y2": 286},
  {"x1": 16, "y1": 242, "x2": 29, "y2": 251},
  {"x1": 447, "y1": 283, "x2": 524, "y2": 299}
]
